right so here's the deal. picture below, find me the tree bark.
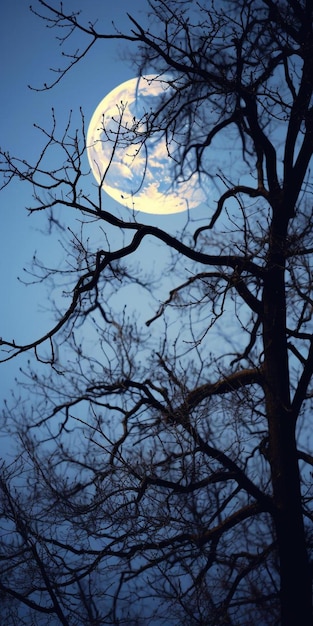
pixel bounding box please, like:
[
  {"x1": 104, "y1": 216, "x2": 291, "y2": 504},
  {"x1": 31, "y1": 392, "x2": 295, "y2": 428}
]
[{"x1": 263, "y1": 210, "x2": 312, "y2": 626}]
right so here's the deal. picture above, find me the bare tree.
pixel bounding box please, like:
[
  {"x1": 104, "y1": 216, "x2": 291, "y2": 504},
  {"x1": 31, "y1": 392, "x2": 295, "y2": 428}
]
[{"x1": 1, "y1": 1, "x2": 313, "y2": 624}]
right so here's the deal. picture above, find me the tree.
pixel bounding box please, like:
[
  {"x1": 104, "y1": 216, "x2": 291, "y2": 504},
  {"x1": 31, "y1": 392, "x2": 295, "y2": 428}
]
[{"x1": 1, "y1": 0, "x2": 313, "y2": 624}]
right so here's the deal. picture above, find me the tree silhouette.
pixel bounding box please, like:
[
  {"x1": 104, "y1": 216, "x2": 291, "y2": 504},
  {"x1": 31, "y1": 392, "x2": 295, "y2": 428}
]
[{"x1": 1, "y1": 1, "x2": 313, "y2": 624}]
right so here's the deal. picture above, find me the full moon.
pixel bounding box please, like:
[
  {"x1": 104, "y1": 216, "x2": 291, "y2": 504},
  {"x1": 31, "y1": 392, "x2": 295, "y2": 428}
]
[{"x1": 87, "y1": 75, "x2": 206, "y2": 214}]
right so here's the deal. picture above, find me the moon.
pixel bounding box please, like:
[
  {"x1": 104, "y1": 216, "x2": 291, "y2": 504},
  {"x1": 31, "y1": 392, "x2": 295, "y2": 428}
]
[{"x1": 87, "y1": 75, "x2": 206, "y2": 214}]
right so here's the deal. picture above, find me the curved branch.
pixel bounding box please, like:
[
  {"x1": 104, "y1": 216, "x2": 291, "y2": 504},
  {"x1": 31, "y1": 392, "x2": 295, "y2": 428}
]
[
  {"x1": 194, "y1": 184, "x2": 269, "y2": 241},
  {"x1": 185, "y1": 367, "x2": 263, "y2": 411},
  {"x1": 0, "y1": 219, "x2": 263, "y2": 362}
]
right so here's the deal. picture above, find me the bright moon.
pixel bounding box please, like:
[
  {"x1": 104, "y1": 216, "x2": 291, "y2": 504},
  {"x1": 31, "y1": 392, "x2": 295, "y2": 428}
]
[{"x1": 87, "y1": 75, "x2": 206, "y2": 215}]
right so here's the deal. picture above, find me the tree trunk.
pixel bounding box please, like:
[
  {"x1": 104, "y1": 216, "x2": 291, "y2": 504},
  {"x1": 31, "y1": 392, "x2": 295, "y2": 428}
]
[{"x1": 263, "y1": 212, "x2": 312, "y2": 626}]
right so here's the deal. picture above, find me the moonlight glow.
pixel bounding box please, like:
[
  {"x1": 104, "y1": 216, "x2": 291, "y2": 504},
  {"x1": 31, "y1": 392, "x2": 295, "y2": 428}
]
[{"x1": 87, "y1": 76, "x2": 206, "y2": 214}]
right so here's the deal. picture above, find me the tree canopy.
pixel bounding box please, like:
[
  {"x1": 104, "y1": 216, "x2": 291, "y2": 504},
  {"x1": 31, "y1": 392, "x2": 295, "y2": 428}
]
[{"x1": 1, "y1": 1, "x2": 313, "y2": 625}]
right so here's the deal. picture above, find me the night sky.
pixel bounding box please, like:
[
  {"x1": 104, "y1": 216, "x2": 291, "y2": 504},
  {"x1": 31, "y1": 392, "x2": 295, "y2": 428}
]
[{"x1": 1, "y1": 0, "x2": 209, "y2": 399}]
